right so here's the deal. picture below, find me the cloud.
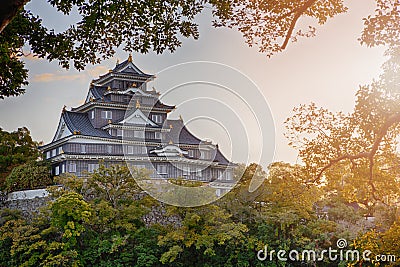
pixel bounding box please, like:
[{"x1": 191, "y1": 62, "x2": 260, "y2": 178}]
[
  {"x1": 32, "y1": 73, "x2": 84, "y2": 83},
  {"x1": 32, "y1": 65, "x2": 110, "y2": 83}
]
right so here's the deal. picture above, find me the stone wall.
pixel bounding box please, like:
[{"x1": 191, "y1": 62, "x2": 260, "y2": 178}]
[
  {"x1": 0, "y1": 188, "x2": 50, "y2": 219},
  {"x1": 142, "y1": 204, "x2": 181, "y2": 227}
]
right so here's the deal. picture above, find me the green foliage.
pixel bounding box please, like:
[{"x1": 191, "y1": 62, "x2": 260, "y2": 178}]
[
  {"x1": 150, "y1": 177, "x2": 218, "y2": 207},
  {"x1": 87, "y1": 164, "x2": 147, "y2": 208},
  {"x1": 158, "y1": 204, "x2": 249, "y2": 266},
  {"x1": 1, "y1": 0, "x2": 204, "y2": 98},
  {"x1": 353, "y1": 218, "x2": 400, "y2": 266},
  {"x1": 0, "y1": 161, "x2": 398, "y2": 266},
  {"x1": 0, "y1": 11, "x2": 28, "y2": 98},
  {"x1": 50, "y1": 192, "x2": 92, "y2": 248},
  {"x1": 5, "y1": 160, "x2": 51, "y2": 192}
]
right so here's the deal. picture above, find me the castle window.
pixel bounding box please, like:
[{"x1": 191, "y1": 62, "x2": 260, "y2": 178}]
[
  {"x1": 57, "y1": 147, "x2": 63, "y2": 154},
  {"x1": 225, "y1": 172, "x2": 232, "y2": 181},
  {"x1": 101, "y1": 110, "x2": 112, "y2": 119},
  {"x1": 46, "y1": 151, "x2": 50, "y2": 159},
  {"x1": 68, "y1": 163, "x2": 77, "y2": 173},
  {"x1": 201, "y1": 150, "x2": 213, "y2": 160},
  {"x1": 152, "y1": 114, "x2": 162, "y2": 123},
  {"x1": 188, "y1": 150, "x2": 194, "y2": 157},
  {"x1": 81, "y1": 145, "x2": 86, "y2": 153},
  {"x1": 155, "y1": 132, "x2": 161, "y2": 139},
  {"x1": 196, "y1": 168, "x2": 202, "y2": 177},
  {"x1": 107, "y1": 145, "x2": 112, "y2": 154},
  {"x1": 127, "y1": 146, "x2": 134, "y2": 154},
  {"x1": 55, "y1": 166, "x2": 60, "y2": 176},
  {"x1": 183, "y1": 166, "x2": 190, "y2": 176},
  {"x1": 117, "y1": 129, "x2": 123, "y2": 137},
  {"x1": 61, "y1": 164, "x2": 65, "y2": 173},
  {"x1": 88, "y1": 163, "x2": 99, "y2": 173},
  {"x1": 91, "y1": 110, "x2": 95, "y2": 119},
  {"x1": 157, "y1": 165, "x2": 167, "y2": 175},
  {"x1": 217, "y1": 169, "x2": 222, "y2": 179},
  {"x1": 216, "y1": 188, "x2": 221, "y2": 197},
  {"x1": 52, "y1": 149, "x2": 56, "y2": 157}
]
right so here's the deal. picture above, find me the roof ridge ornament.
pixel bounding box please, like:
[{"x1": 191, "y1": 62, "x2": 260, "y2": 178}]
[
  {"x1": 136, "y1": 99, "x2": 140, "y2": 108},
  {"x1": 62, "y1": 105, "x2": 67, "y2": 113},
  {"x1": 116, "y1": 58, "x2": 120, "y2": 65},
  {"x1": 128, "y1": 53, "x2": 133, "y2": 62}
]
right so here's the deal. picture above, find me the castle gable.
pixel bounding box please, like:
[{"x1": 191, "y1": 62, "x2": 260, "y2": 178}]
[
  {"x1": 52, "y1": 116, "x2": 72, "y2": 142},
  {"x1": 120, "y1": 109, "x2": 157, "y2": 126}
]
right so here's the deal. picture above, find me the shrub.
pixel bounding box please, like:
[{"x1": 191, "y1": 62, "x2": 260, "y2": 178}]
[{"x1": 5, "y1": 161, "x2": 52, "y2": 192}]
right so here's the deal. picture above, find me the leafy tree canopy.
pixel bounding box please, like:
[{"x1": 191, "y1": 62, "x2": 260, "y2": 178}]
[
  {"x1": 1, "y1": 0, "x2": 399, "y2": 98},
  {"x1": 5, "y1": 160, "x2": 52, "y2": 192},
  {"x1": 285, "y1": 47, "x2": 400, "y2": 212},
  {"x1": 0, "y1": 127, "x2": 41, "y2": 188}
]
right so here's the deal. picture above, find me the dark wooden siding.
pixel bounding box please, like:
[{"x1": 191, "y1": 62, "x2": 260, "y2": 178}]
[
  {"x1": 63, "y1": 143, "x2": 157, "y2": 156},
  {"x1": 54, "y1": 158, "x2": 230, "y2": 182}
]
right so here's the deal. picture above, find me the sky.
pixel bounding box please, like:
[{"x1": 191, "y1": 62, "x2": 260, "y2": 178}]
[{"x1": 0, "y1": 0, "x2": 387, "y2": 168}]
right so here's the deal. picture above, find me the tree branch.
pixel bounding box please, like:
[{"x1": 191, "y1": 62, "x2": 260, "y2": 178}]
[
  {"x1": 313, "y1": 113, "x2": 400, "y2": 202},
  {"x1": 0, "y1": 0, "x2": 29, "y2": 33}
]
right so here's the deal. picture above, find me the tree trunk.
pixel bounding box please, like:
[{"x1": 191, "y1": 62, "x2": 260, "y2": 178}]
[{"x1": 0, "y1": 0, "x2": 30, "y2": 33}]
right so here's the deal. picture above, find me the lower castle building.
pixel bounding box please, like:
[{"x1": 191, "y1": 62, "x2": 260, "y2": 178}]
[{"x1": 40, "y1": 56, "x2": 235, "y2": 196}]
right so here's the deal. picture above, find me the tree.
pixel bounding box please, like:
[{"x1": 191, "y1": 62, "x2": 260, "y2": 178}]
[
  {"x1": 4, "y1": 160, "x2": 52, "y2": 192},
  {"x1": 1, "y1": 0, "x2": 204, "y2": 98},
  {"x1": 3, "y1": 162, "x2": 397, "y2": 266},
  {"x1": 353, "y1": 217, "x2": 400, "y2": 266},
  {"x1": 1, "y1": 0, "x2": 400, "y2": 98},
  {"x1": 0, "y1": 127, "x2": 41, "y2": 188},
  {"x1": 49, "y1": 192, "x2": 92, "y2": 249},
  {"x1": 49, "y1": 165, "x2": 162, "y2": 266},
  {"x1": 157, "y1": 204, "x2": 248, "y2": 265},
  {"x1": 86, "y1": 164, "x2": 148, "y2": 208},
  {"x1": 285, "y1": 51, "x2": 400, "y2": 210}
]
